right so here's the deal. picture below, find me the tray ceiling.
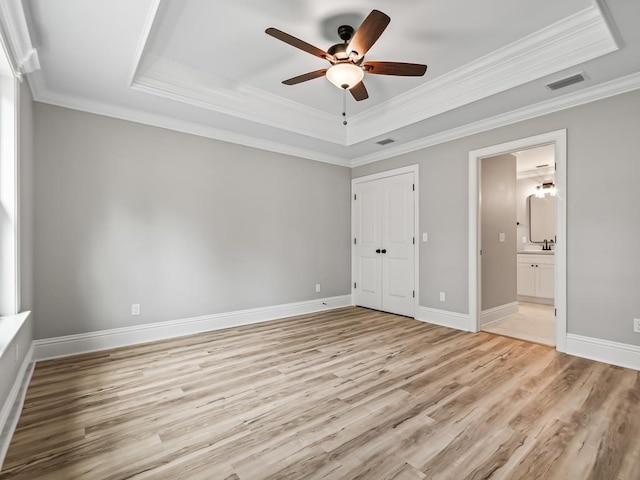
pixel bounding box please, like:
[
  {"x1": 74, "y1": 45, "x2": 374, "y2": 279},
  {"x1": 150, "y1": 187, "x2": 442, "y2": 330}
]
[{"x1": 7, "y1": 0, "x2": 640, "y2": 166}]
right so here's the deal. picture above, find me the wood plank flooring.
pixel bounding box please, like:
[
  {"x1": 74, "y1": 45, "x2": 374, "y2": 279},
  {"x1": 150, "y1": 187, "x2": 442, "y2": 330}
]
[{"x1": 2, "y1": 307, "x2": 639, "y2": 479}]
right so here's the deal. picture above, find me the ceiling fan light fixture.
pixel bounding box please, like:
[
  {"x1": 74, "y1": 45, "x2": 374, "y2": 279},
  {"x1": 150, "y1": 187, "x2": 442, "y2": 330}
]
[{"x1": 326, "y1": 63, "x2": 364, "y2": 90}]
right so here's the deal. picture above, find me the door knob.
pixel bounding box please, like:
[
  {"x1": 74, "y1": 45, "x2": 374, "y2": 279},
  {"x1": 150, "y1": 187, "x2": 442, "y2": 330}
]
[
  {"x1": 381, "y1": 249, "x2": 387, "y2": 254},
  {"x1": 375, "y1": 249, "x2": 381, "y2": 253}
]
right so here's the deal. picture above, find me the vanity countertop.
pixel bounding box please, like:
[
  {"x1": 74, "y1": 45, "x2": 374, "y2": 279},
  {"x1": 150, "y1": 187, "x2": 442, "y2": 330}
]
[{"x1": 518, "y1": 250, "x2": 554, "y2": 255}]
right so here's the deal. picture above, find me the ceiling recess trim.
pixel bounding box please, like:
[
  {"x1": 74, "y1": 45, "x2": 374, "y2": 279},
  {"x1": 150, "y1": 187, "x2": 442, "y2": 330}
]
[
  {"x1": 0, "y1": 0, "x2": 39, "y2": 76},
  {"x1": 32, "y1": 88, "x2": 350, "y2": 167},
  {"x1": 132, "y1": 57, "x2": 345, "y2": 145},
  {"x1": 347, "y1": 5, "x2": 617, "y2": 145},
  {"x1": 349, "y1": 71, "x2": 640, "y2": 167},
  {"x1": 129, "y1": 4, "x2": 617, "y2": 147},
  {"x1": 127, "y1": 0, "x2": 163, "y2": 86}
]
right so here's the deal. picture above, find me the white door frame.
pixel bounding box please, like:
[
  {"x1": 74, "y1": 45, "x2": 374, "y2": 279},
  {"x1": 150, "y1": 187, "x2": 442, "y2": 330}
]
[
  {"x1": 469, "y1": 130, "x2": 567, "y2": 352},
  {"x1": 352, "y1": 164, "x2": 419, "y2": 318}
]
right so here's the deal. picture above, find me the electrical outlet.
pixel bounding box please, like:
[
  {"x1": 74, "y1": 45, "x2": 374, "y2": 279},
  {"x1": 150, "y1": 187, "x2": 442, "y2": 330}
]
[
  {"x1": 316, "y1": 284, "x2": 321, "y2": 293},
  {"x1": 522, "y1": 236, "x2": 527, "y2": 244},
  {"x1": 422, "y1": 233, "x2": 428, "y2": 242},
  {"x1": 131, "y1": 304, "x2": 141, "y2": 316},
  {"x1": 634, "y1": 318, "x2": 640, "y2": 333},
  {"x1": 439, "y1": 292, "x2": 446, "y2": 302}
]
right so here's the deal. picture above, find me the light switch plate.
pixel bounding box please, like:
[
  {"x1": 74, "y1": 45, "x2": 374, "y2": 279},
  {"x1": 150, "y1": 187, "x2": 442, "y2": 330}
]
[
  {"x1": 422, "y1": 233, "x2": 428, "y2": 242},
  {"x1": 499, "y1": 233, "x2": 506, "y2": 242}
]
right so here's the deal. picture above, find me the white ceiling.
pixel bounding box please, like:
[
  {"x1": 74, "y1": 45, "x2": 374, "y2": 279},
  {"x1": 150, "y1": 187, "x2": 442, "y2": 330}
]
[
  {"x1": 6, "y1": 0, "x2": 640, "y2": 166},
  {"x1": 515, "y1": 144, "x2": 555, "y2": 176}
]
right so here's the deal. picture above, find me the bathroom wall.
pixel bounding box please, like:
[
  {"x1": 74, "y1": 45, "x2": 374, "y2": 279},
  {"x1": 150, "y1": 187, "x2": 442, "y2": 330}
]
[{"x1": 481, "y1": 154, "x2": 517, "y2": 311}]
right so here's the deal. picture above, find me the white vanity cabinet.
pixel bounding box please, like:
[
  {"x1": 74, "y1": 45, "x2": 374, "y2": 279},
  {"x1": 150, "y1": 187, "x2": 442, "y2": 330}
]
[{"x1": 517, "y1": 253, "x2": 554, "y2": 303}]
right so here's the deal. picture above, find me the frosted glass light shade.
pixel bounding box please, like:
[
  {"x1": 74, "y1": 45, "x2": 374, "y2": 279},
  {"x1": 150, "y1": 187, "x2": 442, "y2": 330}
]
[{"x1": 326, "y1": 63, "x2": 364, "y2": 89}]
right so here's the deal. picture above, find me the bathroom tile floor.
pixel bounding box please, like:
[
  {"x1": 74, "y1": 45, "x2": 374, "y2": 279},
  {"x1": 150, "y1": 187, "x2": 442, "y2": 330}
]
[{"x1": 482, "y1": 301, "x2": 555, "y2": 346}]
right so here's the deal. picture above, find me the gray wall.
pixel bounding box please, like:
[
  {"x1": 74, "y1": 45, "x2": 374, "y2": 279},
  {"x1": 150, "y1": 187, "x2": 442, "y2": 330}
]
[
  {"x1": 353, "y1": 88, "x2": 640, "y2": 346},
  {"x1": 481, "y1": 154, "x2": 516, "y2": 311},
  {"x1": 34, "y1": 104, "x2": 351, "y2": 339}
]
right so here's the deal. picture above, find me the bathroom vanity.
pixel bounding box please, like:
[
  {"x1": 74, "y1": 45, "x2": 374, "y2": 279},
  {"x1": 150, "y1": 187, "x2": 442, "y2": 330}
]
[{"x1": 517, "y1": 252, "x2": 554, "y2": 304}]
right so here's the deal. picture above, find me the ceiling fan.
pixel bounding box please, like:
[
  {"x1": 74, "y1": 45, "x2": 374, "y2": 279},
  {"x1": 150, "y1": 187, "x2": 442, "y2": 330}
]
[{"x1": 265, "y1": 10, "x2": 427, "y2": 102}]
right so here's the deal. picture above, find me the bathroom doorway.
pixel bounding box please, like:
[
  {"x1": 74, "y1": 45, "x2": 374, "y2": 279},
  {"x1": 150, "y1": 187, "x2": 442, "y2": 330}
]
[
  {"x1": 479, "y1": 145, "x2": 556, "y2": 346},
  {"x1": 469, "y1": 130, "x2": 567, "y2": 352}
]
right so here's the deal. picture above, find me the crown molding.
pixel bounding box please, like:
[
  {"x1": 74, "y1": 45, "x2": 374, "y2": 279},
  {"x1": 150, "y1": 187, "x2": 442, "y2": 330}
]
[
  {"x1": 33, "y1": 89, "x2": 350, "y2": 167},
  {"x1": 126, "y1": 5, "x2": 616, "y2": 148},
  {"x1": 28, "y1": 71, "x2": 640, "y2": 171},
  {"x1": 132, "y1": 58, "x2": 345, "y2": 145},
  {"x1": 127, "y1": 0, "x2": 164, "y2": 86},
  {"x1": 127, "y1": 0, "x2": 346, "y2": 145},
  {"x1": 350, "y1": 71, "x2": 640, "y2": 167},
  {"x1": 347, "y1": 5, "x2": 618, "y2": 145},
  {"x1": 0, "y1": 0, "x2": 39, "y2": 75}
]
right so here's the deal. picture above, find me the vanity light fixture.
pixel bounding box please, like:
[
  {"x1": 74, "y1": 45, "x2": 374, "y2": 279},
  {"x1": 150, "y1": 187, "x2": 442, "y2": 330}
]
[{"x1": 535, "y1": 182, "x2": 556, "y2": 198}]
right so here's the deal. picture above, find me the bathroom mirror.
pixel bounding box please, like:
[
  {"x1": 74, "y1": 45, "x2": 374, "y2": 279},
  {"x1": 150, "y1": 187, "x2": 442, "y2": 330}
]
[{"x1": 528, "y1": 195, "x2": 555, "y2": 243}]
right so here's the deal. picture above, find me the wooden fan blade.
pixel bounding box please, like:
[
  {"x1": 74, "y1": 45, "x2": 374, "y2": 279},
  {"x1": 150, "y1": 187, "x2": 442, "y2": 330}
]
[
  {"x1": 363, "y1": 61, "x2": 427, "y2": 76},
  {"x1": 266, "y1": 28, "x2": 335, "y2": 62},
  {"x1": 283, "y1": 69, "x2": 328, "y2": 85},
  {"x1": 348, "y1": 10, "x2": 390, "y2": 58},
  {"x1": 350, "y1": 81, "x2": 369, "y2": 101}
]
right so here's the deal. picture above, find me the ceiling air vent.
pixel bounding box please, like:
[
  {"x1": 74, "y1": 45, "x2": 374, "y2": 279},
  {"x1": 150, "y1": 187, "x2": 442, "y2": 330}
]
[
  {"x1": 546, "y1": 72, "x2": 586, "y2": 91},
  {"x1": 376, "y1": 138, "x2": 395, "y2": 146}
]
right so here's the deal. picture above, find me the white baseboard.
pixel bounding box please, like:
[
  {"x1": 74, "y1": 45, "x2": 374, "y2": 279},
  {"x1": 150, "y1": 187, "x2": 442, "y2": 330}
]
[
  {"x1": 517, "y1": 295, "x2": 554, "y2": 306},
  {"x1": 481, "y1": 302, "x2": 519, "y2": 327},
  {"x1": 415, "y1": 306, "x2": 472, "y2": 331},
  {"x1": 33, "y1": 295, "x2": 353, "y2": 361},
  {"x1": 0, "y1": 343, "x2": 34, "y2": 471},
  {"x1": 566, "y1": 334, "x2": 640, "y2": 371}
]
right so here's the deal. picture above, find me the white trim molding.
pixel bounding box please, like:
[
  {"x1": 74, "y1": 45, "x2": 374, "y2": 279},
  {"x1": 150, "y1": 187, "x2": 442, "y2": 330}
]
[
  {"x1": 132, "y1": 58, "x2": 345, "y2": 146},
  {"x1": 33, "y1": 294, "x2": 353, "y2": 361},
  {"x1": 351, "y1": 71, "x2": 640, "y2": 167},
  {"x1": 351, "y1": 165, "x2": 420, "y2": 319},
  {"x1": 468, "y1": 129, "x2": 567, "y2": 352},
  {"x1": 415, "y1": 306, "x2": 472, "y2": 332},
  {"x1": 23, "y1": 2, "x2": 625, "y2": 162},
  {"x1": 348, "y1": 5, "x2": 616, "y2": 145},
  {"x1": 0, "y1": 0, "x2": 39, "y2": 76},
  {"x1": 480, "y1": 302, "x2": 519, "y2": 327},
  {"x1": 0, "y1": 342, "x2": 34, "y2": 470},
  {"x1": 30, "y1": 90, "x2": 350, "y2": 168},
  {"x1": 127, "y1": 0, "x2": 163, "y2": 86},
  {"x1": 566, "y1": 334, "x2": 640, "y2": 371}
]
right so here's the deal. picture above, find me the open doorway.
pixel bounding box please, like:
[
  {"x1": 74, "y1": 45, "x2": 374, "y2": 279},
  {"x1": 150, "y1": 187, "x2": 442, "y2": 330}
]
[
  {"x1": 468, "y1": 130, "x2": 567, "y2": 352},
  {"x1": 480, "y1": 145, "x2": 556, "y2": 346}
]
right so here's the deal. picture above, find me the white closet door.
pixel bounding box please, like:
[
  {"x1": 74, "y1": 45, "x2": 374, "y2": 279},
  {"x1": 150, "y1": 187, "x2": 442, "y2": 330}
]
[
  {"x1": 353, "y1": 180, "x2": 383, "y2": 311},
  {"x1": 381, "y1": 174, "x2": 415, "y2": 317},
  {"x1": 353, "y1": 172, "x2": 415, "y2": 317}
]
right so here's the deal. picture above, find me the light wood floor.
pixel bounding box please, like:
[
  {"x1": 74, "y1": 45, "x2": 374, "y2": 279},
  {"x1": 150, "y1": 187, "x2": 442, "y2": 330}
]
[
  {"x1": 2, "y1": 307, "x2": 639, "y2": 480},
  {"x1": 483, "y1": 302, "x2": 555, "y2": 346}
]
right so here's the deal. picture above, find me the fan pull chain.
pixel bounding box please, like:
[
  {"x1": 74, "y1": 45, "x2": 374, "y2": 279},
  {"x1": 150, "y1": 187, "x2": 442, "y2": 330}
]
[{"x1": 342, "y1": 88, "x2": 348, "y2": 126}]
